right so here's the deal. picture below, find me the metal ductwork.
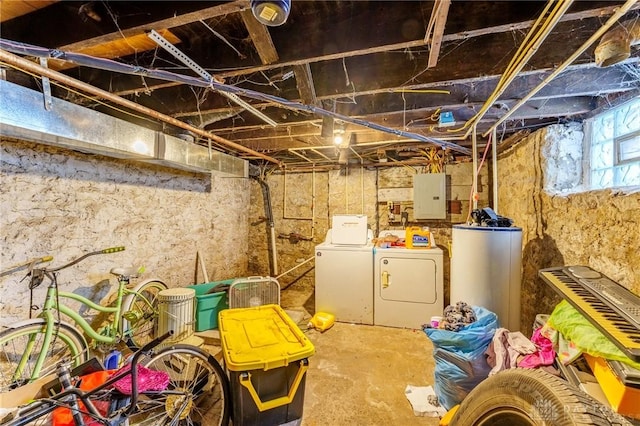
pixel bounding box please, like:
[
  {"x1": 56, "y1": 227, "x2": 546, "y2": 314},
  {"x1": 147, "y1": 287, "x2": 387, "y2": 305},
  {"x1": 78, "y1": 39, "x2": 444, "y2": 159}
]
[
  {"x1": 595, "y1": 18, "x2": 640, "y2": 67},
  {"x1": 0, "y1": 80, "x2": 247, "y2": 177}
]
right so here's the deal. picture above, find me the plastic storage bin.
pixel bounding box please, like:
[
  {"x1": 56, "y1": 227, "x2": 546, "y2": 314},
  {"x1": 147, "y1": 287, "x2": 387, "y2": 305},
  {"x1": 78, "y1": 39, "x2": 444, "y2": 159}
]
[
  {"x1": 187, "y1": 279, "x2": 234, "y2": 331},
  {"x1": 219, "y1": 304, "x2": 315, "y2": 426}
]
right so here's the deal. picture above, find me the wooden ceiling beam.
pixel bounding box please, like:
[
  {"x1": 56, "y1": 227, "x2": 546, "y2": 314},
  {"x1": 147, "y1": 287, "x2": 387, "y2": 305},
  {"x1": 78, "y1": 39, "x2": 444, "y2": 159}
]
[
  {"x1": 164, "y1": 64, "x2": 633, "y2": 127},
  {"x1": 427, "y1": 0, "x2": 451, "y2": 69},
  {"x1": 293, "y1": 63, "x2": 319, "y2": 106},
  {"x1": 59, "y1": 1, "x2": 250, "y2": 52},
  {"x1": 238, "y1": 117, "x2": 559, "y2": 152},
  {"x1": 85, "y1": 4, "x2": 635, "y2": 97},
  {"x1": 209, "y1": 96, "x2": 593, "y2": 143},
  {"x1": 240, "y1": 9, "x2": 279, "y2": 65},
  {"x1": 0, "y1": 0, "x2": 58, "y2": 23}
]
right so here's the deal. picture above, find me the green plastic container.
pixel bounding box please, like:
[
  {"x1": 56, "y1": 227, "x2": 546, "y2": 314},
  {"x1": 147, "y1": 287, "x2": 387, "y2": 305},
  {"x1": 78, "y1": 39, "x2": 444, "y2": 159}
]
[{"x1": 187, "y1": 279, "x2": 233, "y2": 331}]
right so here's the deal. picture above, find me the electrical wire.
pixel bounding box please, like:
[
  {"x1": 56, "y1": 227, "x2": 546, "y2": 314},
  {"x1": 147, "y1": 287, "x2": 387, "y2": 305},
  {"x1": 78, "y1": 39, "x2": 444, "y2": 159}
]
[
  {"x1": 445, "y1": 0, "x2": 574, "y2": 136},
  {"x1": 0, "y1": 39, "x2": 472, "y2": 155}
]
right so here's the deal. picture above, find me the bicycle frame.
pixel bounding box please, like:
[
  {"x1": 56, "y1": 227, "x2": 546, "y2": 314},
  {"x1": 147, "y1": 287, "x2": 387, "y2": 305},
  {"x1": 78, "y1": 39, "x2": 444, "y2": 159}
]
[
  {"x1": 12, "y1": 332, "x2": 175, "y2": 426},
  {"x1": 22, "y1": 271, "x2": 158, "y2": 383}
]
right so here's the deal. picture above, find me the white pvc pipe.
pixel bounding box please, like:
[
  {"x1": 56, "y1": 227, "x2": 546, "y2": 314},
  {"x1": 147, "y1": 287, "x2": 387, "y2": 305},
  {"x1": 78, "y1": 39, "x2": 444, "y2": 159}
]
[{"x1": 275, "y1": 256, "x2": 314, "y2": 280}]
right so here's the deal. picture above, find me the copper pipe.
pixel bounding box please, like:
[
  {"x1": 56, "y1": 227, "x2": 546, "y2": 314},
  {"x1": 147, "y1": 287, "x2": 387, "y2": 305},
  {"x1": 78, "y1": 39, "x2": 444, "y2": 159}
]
[{"x1": 0, "y1": 48, "x2": 283, "y2": 166}]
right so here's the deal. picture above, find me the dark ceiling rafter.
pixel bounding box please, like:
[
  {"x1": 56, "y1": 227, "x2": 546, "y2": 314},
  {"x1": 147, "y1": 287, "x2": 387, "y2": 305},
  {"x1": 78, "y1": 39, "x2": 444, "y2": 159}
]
[
  {"x1": 98, "y1": 3, "x2": 640, "y2": 97},
  {"x1": 1, "y1": 1, "x2": 639, "y2": 168}
]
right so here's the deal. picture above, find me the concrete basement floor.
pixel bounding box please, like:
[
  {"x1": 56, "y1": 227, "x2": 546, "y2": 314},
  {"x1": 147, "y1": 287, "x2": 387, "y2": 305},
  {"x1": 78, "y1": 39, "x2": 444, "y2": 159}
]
[
  {"x1": 279, "y1": 281, "x2": 442, "y2": 426},
  {"x1": 300, "y1": 322, "x2": 441, "y2": 426}
]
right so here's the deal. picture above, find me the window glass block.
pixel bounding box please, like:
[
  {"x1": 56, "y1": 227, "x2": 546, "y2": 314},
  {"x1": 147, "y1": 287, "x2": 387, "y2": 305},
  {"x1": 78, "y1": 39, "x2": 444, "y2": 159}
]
[
  {"x1": 591, "y1": 141, "x2": 613, "y2": 169},
  {"x1": 615, "y1": 163, "x2": 640, "y2": 187},
  {"x1": 588, "y1": 98, "x2": 640, "y2": 189},
  {"x1": 615, "y1": 101, "x2": 640, "y2": 135},
  {"x1": 591, "y1": 169, "x2": 613, "y2": 189},
  {"x1": 593, "y1": 113, "x2": 614, "y2": 142}
]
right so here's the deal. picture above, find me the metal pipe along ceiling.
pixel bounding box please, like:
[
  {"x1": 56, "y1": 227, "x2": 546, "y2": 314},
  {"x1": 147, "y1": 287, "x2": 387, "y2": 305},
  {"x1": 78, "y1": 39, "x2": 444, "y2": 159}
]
[
  {"x1": 485, "y1": 0, "x2": 639, "y2": 136},
  {"x1": 0, "y1": 39, "x2": 472, "y2": 156},
  {"x1": 0, "y1": 48, "x2": 283, "y2": 166}
]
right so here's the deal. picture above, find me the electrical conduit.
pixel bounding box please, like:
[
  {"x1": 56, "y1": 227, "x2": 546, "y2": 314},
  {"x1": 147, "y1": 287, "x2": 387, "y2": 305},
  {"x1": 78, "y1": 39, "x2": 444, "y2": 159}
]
[
  {"x1": 0, "y1": 48, "x2": 282, "y2": 166},
  {"x1": 0, "y1": 41, "x2": 471, "y2": 155},
  {"x1": 485, "y1": 0, "x2": 640, "y2": 136}
]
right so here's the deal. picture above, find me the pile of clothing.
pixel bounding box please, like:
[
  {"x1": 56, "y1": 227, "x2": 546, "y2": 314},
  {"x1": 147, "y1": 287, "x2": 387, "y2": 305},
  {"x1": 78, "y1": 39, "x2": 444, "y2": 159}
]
[
  {"x1": 441, "y1": 301, "x2": 477, "y2": 331},
  {"x1": 486, "y1": 328, "x2": 556, "y2": 376}
]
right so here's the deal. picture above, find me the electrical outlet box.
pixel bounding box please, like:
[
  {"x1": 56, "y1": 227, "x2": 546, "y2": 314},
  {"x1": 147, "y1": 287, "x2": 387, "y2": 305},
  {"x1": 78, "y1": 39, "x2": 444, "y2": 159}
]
[
  {"x1": 413, "y1": 173, "x2": 446, "y2": 219},
  {"x1": 439, "y1": 111, "x2": 455, "y2": 127}
]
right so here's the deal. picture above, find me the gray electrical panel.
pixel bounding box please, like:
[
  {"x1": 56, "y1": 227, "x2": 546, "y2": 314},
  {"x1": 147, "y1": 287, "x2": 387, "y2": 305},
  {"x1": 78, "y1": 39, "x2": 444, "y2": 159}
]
[{"x1": 413, "y1": 173, "x2": 446, "y2": 219}]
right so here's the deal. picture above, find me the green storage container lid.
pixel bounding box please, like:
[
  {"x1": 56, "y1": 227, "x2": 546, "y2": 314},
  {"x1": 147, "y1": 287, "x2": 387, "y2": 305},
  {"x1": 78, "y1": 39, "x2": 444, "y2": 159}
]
[{"x1": 219, "y1": 304, "x2": 315, "y2": 371}]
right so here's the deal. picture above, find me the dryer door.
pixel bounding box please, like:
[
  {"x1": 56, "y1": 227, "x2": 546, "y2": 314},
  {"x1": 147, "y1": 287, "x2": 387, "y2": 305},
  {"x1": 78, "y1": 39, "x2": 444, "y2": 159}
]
[{"x1": 378, "y1": 256, "x2": 437, "y2": 303}]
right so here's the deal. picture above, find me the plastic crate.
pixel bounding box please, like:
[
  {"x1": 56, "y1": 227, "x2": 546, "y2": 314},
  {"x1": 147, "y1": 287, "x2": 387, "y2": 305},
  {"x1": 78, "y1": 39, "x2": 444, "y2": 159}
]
[
  {"x1": 219, "y1": 304, "x2": 315, "y2": 426},
  {"x1": 187, "y1": 279, "x2": 234, "y2": 331}
]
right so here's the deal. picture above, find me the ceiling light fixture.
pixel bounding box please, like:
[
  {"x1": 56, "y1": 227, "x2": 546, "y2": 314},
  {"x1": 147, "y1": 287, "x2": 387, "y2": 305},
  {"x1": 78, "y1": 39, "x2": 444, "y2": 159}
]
[
  {"x1": 251, "y1": 0, "x2": 291, "y2": 27},
  {"x1": 333, "y1": 121, "x2": 346, "y2": 146}
]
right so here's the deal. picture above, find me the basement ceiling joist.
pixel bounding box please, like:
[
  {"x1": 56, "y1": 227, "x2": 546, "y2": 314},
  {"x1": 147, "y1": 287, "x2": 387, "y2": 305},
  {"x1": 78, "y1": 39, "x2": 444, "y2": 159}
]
[{"x1": 1, "y1": 1, "x2": 639, "y2": 168}]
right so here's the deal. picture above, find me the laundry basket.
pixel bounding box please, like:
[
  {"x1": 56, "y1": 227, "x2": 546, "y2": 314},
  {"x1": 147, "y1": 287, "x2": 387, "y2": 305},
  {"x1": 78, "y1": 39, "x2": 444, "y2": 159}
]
[{"x1": 228, "y1": 276, "x2": 280, "y2": 309}]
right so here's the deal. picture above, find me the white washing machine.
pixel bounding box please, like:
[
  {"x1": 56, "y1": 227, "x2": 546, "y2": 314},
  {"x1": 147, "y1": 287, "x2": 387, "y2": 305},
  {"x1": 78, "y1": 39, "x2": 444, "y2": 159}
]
[
  {"x1": 374, "y1": 230, "x2": 443, "y2": 329},
  {"x1": 315, "y1": 215, "x2": 374, "y2": 325}
]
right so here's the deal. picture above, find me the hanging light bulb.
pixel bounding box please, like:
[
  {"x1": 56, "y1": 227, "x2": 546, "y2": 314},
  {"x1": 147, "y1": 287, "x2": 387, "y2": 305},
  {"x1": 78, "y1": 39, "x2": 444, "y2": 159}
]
[
  {"x1": 250, "y1": 0, "x2": 291, "y2": 26},
  {"x1": 333, "y1": 121, "x2": 346, "y2": 145}
]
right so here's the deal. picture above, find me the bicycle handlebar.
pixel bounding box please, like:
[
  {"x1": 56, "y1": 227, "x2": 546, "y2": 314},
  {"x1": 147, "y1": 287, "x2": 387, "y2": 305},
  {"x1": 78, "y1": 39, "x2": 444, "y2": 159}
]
[
  {"x1": 0, "y1": 256, "x2": 54, "y2": 277},
  {"x1": 47, "y1": 247, "x2": 125, "y2": 272}
]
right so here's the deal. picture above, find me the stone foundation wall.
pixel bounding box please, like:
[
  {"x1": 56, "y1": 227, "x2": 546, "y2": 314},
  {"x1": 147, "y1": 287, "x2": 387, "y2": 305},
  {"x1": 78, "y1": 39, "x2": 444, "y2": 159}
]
[
  {"x1": 0, "y1": 138, "x2": 250, "y2": 325},
  {"x1": 497, "y1": 125, "x2": 640, "y2": 332}
]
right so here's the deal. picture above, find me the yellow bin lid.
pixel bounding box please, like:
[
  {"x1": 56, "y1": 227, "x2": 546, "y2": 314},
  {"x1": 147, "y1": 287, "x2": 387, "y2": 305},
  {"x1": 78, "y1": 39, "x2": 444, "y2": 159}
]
[{"x1": 219, "y1": 304, "x2": 315, "y2": 371}]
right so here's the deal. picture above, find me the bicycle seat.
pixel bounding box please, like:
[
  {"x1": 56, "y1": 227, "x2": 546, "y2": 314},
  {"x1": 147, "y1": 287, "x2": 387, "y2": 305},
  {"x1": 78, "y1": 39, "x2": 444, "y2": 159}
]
[{"x1": 110, "y1": 266, "x2": 139, "y2": 278}]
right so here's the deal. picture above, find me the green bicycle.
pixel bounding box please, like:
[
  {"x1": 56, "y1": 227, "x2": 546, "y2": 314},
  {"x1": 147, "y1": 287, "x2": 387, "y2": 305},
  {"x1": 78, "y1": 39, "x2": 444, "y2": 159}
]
[{"x1": 0, "y1": 247, "x2": 168, "y2": 392}]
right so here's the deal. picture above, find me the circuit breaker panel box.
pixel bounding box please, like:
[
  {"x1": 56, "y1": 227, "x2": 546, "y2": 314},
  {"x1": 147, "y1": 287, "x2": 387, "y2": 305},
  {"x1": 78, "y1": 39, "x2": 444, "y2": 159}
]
[{"x1": 413, "y1": 173, "x2": 446, "y2": 219}]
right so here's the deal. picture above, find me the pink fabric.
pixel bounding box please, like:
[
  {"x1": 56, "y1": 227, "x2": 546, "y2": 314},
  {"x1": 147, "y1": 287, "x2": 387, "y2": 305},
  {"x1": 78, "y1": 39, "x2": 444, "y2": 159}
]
[
  {"x1": 486, "y1": 328, "x2": 538, "y2": 375},
  {"x1": 113, "y1": 365, "x2": 170, "y2": 395},
  {"x1": 518, "y1": 328, "x2": 556, "y2": 368}
]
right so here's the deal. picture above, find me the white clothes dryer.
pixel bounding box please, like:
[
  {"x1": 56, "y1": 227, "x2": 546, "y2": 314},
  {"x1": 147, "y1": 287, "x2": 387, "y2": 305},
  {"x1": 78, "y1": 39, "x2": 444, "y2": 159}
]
[{"x1": 374, "y1": 230, "x2": 444, "y2": 329}]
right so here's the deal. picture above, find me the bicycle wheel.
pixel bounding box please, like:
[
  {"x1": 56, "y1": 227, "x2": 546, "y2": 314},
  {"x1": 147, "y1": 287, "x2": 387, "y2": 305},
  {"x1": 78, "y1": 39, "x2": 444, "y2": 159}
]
[
  {"x1": 122, "y1": 279, "x2": 167, "y2": 350},
  {"x1": 127, "y1": 344, "x2": 230, "y2": 426},
  {"x1": 0, "y1": 319, "x2": 89, "y2": 393}
]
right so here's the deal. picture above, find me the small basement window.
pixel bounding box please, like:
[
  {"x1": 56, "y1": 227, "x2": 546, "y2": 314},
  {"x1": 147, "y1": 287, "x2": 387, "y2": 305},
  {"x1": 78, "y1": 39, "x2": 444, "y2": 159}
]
[{"x1": 585, "y1": 97, "x2": 640, "y2": 190}]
